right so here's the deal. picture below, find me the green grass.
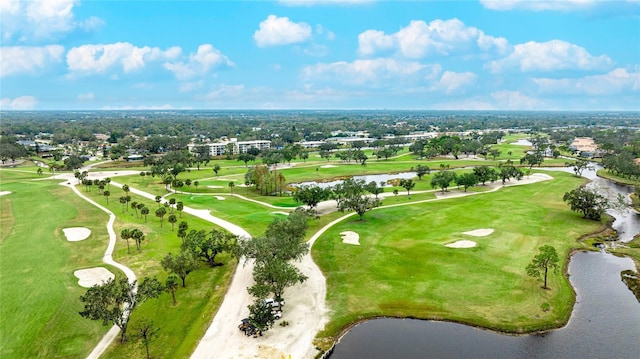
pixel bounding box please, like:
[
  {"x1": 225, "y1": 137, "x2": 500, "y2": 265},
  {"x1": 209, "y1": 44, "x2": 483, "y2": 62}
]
[
  {"x1": 596, "y1": 169, "x2": 640, "y2": 186},
  {"x1": 312, "y1": 171, "x2": 608, "y2": 350},
  {"x1": 75, "y1": 183, "x2": 239, "y2": 359},
  {"x1": 0, "y1": 170, "x2": 109, "y2": 358}
]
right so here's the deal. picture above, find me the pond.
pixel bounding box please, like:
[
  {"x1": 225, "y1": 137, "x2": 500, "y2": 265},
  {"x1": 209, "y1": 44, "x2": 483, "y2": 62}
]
[
  {"x1": 329, "y1": 165, "x2": 639, "y2": 358},
  {"x1": 295, "y1": 172, "x2": 417, "y2": 189}
]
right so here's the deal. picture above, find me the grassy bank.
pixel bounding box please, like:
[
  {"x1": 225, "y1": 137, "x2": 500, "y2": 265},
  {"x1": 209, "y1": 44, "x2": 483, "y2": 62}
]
[{"x1": 312, "y1": 171, "x2": 604, "y2": 350}]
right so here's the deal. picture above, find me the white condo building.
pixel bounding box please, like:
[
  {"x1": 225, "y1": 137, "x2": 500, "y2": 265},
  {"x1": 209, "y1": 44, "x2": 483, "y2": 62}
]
[{"x1": 188, "y1": 138, "x2": 271, "y2": 156}]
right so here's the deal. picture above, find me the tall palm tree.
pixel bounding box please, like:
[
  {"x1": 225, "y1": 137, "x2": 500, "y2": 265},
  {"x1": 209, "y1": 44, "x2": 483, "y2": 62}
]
[{"x1": 141, "y1": 207, "x2": 149, "y2": 223}]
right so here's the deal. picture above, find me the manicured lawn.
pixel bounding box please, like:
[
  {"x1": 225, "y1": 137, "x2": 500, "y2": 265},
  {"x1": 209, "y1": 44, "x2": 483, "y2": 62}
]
[
  {"x1": 312, "y1": 171, "x2": 605, "y2": 349},
  {"x1": 0, "y1": 169, "x2": 109, "y2": 359},
  {"x1": 78, "y1": 183, "x2": 239, "y2": 359}
]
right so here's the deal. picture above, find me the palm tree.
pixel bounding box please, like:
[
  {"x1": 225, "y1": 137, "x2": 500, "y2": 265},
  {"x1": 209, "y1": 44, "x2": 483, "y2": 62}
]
[
  {"x1": 169, "y1": 198, "x2": 176, "y2": 213},
  {"x1": 131, "y1": 228, "x2": 145, "y2": 251},
  {"x1": 155, "y1": 195, "x2": 162, "y2": 207},
  {"x1": 165, "y1": 275, "x2": 179, "y2": 305},
  {"x1": 131, "y1": 201, "x2": 139, "y2": 218},
  {"x1": 155, "y1": 207, "x2": 167, "y2": 227},
  {"x1": 185, "y1": 179, "x2": 192, "y2": 190},
  {"x1": 122, "y1": 184, "x2": 130, "y2": 196},
  {"x1": 168, "y1": 214, "x2": 177, "y2": 231},
  {"x1": 176, "y1": 202, "x2": 184, "y2": 218},
  {"x1": 104, "y1": 190, "x2": 110, "y2": 204},
  {"x1": 213, "y1": 164, "x2": 221, "y2": 177},
  {"x1": 141, "y1": 207, "x2": 149, "y2": 223},
  {"x1": 121, "y1": 228, "x2": 132, "y2": 254},
  {"x1": 119, "y1": 196, "x2": 127, "y2": 212},
  {"x1": 228, "y1": 181, "x2": 235, "y2": 195},
  {"x1": 193, "y1": 181, "x2": 199, "y2": 191}
]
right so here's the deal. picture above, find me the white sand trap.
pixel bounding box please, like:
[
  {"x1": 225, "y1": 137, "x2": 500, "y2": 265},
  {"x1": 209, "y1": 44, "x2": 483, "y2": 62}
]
[
  {"x1": 215, "y1": 196, "x2": 226, "y2": 200},
  {"x1": 207, "y1": 185, "x2": 223, "y2": 188},
  {"x1": 463, "y1": 228, "x2": 494, "y2": 237},
  {"x1": 320, "y1": 165, "x2": 337, "y2": 168},
  {"x1": 340, "y1": 231, "x2": 360, "y2": 245},
  {"x1": 445, "y1": 240, "x2": 477, "y2": 248},
  {"x1": 74, "y1": 267, "x2": 115, "y2": 288},
  {"x1": 0, "y1": 191, "x2": 11, "y2": 196},
  {"x1": 63, "y1": 227, "x2": 92, "y2": 242},
  {"x1": 272, "y1": 211, "x2": 290, "y2": 216}
]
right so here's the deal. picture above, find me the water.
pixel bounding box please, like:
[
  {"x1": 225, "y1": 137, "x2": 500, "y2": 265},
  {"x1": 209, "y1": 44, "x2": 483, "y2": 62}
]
[
  {"x1": 330, "y1": 253, "x2": 639, "y2": 359},
  {"x1": 329, "y1": 166, "x2": 640, "y2": 359},
  {"x1": 295, "y1": 172, "x2": 417, "y2": 189}
]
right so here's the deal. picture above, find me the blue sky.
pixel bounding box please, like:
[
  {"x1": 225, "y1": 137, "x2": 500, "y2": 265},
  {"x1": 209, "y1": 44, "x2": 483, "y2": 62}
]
[{"x1": 1, "y1": 0, "x2": 639, "y2": 110}]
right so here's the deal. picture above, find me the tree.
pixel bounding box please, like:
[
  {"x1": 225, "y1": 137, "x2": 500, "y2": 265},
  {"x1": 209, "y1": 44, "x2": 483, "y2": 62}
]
[
  {"x1": 165, "y1": 274, "x2": 179, "y2": 306},
  {"x1": 292, "y1": 185, "x2": 331, "y2": 209},
  {"x1": 193, "y1": 180, "x2": 199, "y2": 191},
  {"x1": 168, "y1": 214, "x2": 178, "y2": 230},
  {"x1": 333, "y1": 178, "x2": 380, "y2": 220},
  {"x1": 526, "y1": 245, "x2": 560, "y2": 289},
  {"x1": 176, "y1": 201, "x2": 184, "y2": 218},
  {"x1": 133, "y1": 319, "x2": 159, "y2": 359},
  {"x1": 161, "y1": 252, "x2": 199, "y2": 287},
  {"x1": 563, "y1": 186, "x2": 612, "y2": 220},
  {"x1": 566, "y1": 159, "x2": 593, "y2": 177},
  {"x1": 104, "y1": 190, "x2": 111, "y2": 204},
  {"x1": 415, "y1": 165, "x2": 430, "y2": 180},
  {"x1": 249, "y1": 259, "x2": 307, "y2": 305},
  {"x1": 520, "y1": 152, "x2": 544, "y2": 169},
  {"x1": 119, "y1": 196, "x2": 128, "y2": 212},
  {"x1": 79, "y1": 277, "x2": 163, "y2": 343},
  {"x1": 473, "y1": 165, "x2": 496, "y2": 185},
  {"x1": 177, "y1": 221, "x2": 189, "y2": 242},
  {"x1": 140, "y1": 207, "x2": 149, "y2": 223},
  {"x1": 246, "y1": 299, "x2": 276, "y2": 336},
  {"x1": 213, "y1": 164, "x2": 221, "y2": 177},
  {"x1": 121, "y1": 229, "x2": 132, "y2": 254},
  {"x1": 229, "y1": 181, "x2": 235, "y2": 194},
  {"x1": 431, "y1": 170, "x2": 457, "y2": 192},
  {"x1": 365, "y1": 181, "x2": 384, "y2": 199},
  {"x1": 131, "y1": 228, "x2": 145, "y2": 251},
  {"x1": 183, "y1": 229, "x2": 237, "y2": 266},
  {"x1": 155, "y1": 195, "x2": 162, "y2": 206},
  {"x1": 169, "y1": 198, "x2": 176, "y2": 213},
  {"x1": 399, "y1": 178, "x2": 415, "y2": 196},
  {"x1": 455, "y1": 173, "x2": 479, "y2": 192},
  {"x1": 131, "y1": 201, "x2": 139, "y2": 218},
  {"x1": 155, "y1": 207, "x2": 167, "y2": 227}
]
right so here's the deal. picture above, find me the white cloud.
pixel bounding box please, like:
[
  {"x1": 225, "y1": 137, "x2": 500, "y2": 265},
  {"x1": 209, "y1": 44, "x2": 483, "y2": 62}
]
[
  {"x1": 533, "y1": 68, "x2": 640, "y2": 95},
  {"x1": 163, "y1": 44, "x2": 234, "y2": 80},
  {"x1": 0, "y1": 96, "x2": 38, "y2": 110},
  {"x1": 203, "y1": 84, "x2": 246, "y2": 100},
  {"x1": 480, "y1": 0, "x2": 600, "y2": 11},
  {"x1": 1, "y1": 0, "x2": 103, "y2": 42},
  {"x1": 67, "y1": 42, "x2": 181, "y2": 75},
  {"x1": 77, "y1": 92, "x2": 94, "y2": 101},
  {"x1": 491, "y1": 90, "x2": 542, "y2": 109},
  {"x1": 430, "y1": 71, "x2": 477, "y2": 94},
  {"x1": 254, "y1": 15, "x2": 312, "y2": 47},
  {"x1": 487, "y1": 40, "x2": 612, "y2": 73},
  {"x1": 0, "y1": 45, "x2": 65, "y2": 77},
  {"x1": 302, "y1": 58, "x2": 432, "y2": 85},
  {"x1": 303, "y1": 44, "x2": 330, "y2": 57},
  {"x1": 358, "y1": 18, "x2": 511, "y2": 59}
]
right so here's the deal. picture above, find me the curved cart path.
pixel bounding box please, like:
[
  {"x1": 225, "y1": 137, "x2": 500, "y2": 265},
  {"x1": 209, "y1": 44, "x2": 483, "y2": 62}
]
[{"x1": 53, "y1": 173, "x2": 137, "y2": 359}]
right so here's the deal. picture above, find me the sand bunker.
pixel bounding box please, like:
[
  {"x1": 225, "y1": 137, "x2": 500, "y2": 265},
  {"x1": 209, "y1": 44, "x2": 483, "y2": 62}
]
[
  {"x1": 0, "y1": 191, "x2": 11, "y2": 196},
  {"x1": 463, "y1": 228, "x2": 494, "y2": 237},
  {"x1": 320, "y1": 165, "x2": 337, "y2": 168},
  {"x1": 63, "y1": 227, "x2": 91, "y2": 242},
  {"x1": 445, "y1": 240, "x2": 477, "y2": 248},
  {"x1": 340, "y1": 231, "x2": 360, "y2": 245},
  {"x1": 215, "y1": 196, "x2": 226, "y2": 200},
  {"x1": 207, "y1": 185, "x2": 223, "y2": 189},
  {"x1": 272, "y1": 211, "x2": 290, "y2": 216},
  {"x1": 74, "y1": 267, "x2": 115, "y2": 288}
]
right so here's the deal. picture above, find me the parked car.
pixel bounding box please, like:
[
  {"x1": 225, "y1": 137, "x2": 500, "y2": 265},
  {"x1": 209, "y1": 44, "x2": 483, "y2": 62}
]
[{"x1": 264, "y1": 298, "x2": 284, "y2": 308}]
